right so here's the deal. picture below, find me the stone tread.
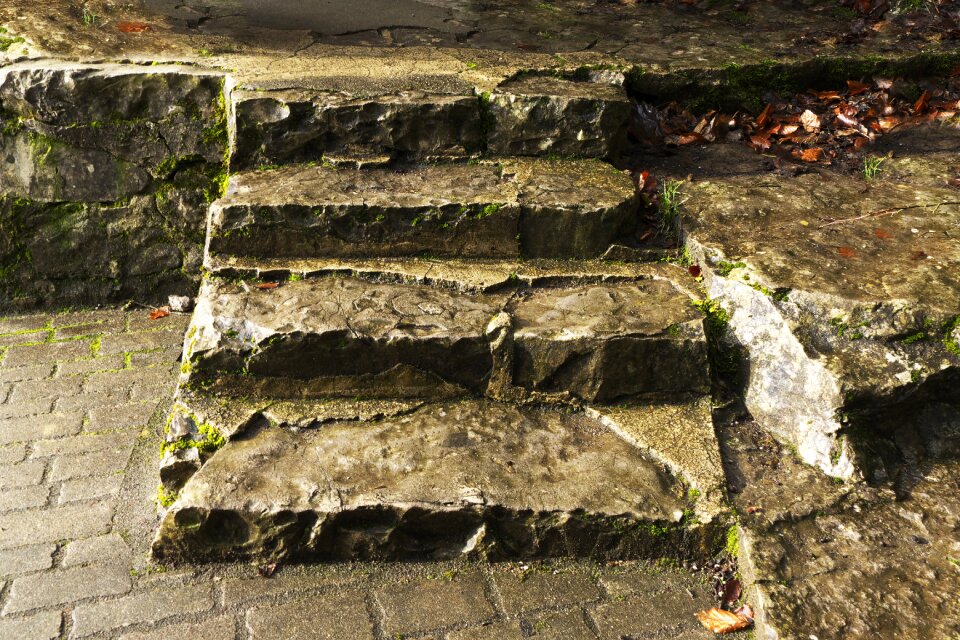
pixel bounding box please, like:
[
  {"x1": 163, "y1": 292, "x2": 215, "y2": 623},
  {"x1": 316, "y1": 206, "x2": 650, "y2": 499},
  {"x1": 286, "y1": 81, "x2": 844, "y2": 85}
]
[
  {"x1": 152, "y1": 399, "x2": 719, "y2": 563},
  {"x1": 182, "y1": 272, "x2": 708, "y2": 402},
  {"x1": 206, "y1": 159, "x2": 638, "y2": 260}
]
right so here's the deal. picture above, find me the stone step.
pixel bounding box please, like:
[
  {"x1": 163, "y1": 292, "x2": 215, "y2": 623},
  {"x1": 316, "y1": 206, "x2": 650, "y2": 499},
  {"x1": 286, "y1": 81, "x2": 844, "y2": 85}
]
[
  {"x1": 206, "y1": 158, "x2": 639, "y2": 262},
  {"x1": 181, "y1": 270, "x2": 708, "y2": 404},
  {"x1": 230, "y1": 74, "x2": 630, "y2": 169},
  {"x1": 152, "y1": 398, "x2": 725, "y2": 563}
]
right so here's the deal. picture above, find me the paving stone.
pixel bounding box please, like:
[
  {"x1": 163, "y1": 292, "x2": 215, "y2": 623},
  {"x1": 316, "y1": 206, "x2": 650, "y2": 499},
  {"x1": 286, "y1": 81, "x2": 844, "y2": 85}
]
[
  {"x1": 0, "y1": 460, "x2": 45, "y2": 489},
  {"x1": 124, "y1": 313, "x2": 191, "y2": 335},
  {"x1": 32, "y1": 430, "x2": 138, "y2": 458},
  {"x1": 0, "y1": 443, "x2": 27, "y2": 464},
  {"x1": 588, "y1": 591, "x2": 708, "y2": 639},
  {"x1": 221, "y1": 570, "x2": 356, "y2": 606},
  {"x1": 246, "y1": 591, "x2": 374, "y2": 640},
  {"x1": 62, "y1": 534, "x2": 131, "y2": 568},
  {"x1": 0, "y1": 610, "x2": 61, "y2": 640},
  {"x1": 128, "y1": 346, "x2": 182, "y2": 369},
  {"x1": 0, "y1": 544, "x2": 56, "y2": 578},
  {"x1": 0, "y1": 399, "x2": 53, "y2": 420},
  {"x1": 377, "y1": 574, "x2": 494, "y2": 635},
  {"x1": 0, "y1": 503, "x2": 113, "y2": 549},
  {"x1": 87, "y1": 402, "x2": 157, "y2": 431},
  {"x1": 599, "y1": 568, "x2": 674, "y2": 598},
  {"x1": 0, "y1": 315, "x2": 50, "y2": 334},
  {"x1": 98, "y1": 331, "x2": 188, "y2": 356},
  {"x1": 49, "y1": 442, "x2": 136, "y2": 481},
  {"x1": 492, "y1": 570, "x2": 602, "y2": 614},
  {"x1": 55, "y1": 324, "x2": 108, "y2": 340},
  {"x1": 3, "y1": 564, "x2": 131, "y2": 614},
  {"x1": 70, "y1": 584, "x2": 213, "y2": 637},
  {"x1": 55, "y1": 354, "x2": 126, "y2": 377},
  {"x1": 119, "y1": 616, "x2": 236, "y2": 640},
  {"x1": 84, "y1": 368, "x2": 153, "y2": 394},
  {"x1": 0, "y1": 363, "x2": 54, "y2": 383},
  {"x1": 0, "y1": 486, "x2": 49, "y2": 512},
  {"x1": 9, "y1": 377, "x2": 84, "y2": 404},
  {"x1": 59, "y1": 474, "x2": 125, "y2": 504},
  {"x1": 446, "y1": 620, "x2": 525, "y2": 640},
  {"x1": 2, "y1": 340, "x2": 93, "y2": 368},
  {"x1": 523, "y1": 609, "x2": 596, "y2": 640},
  {"x1": 58, "y1": 390, "x2": 132, "y2": 412},
  {"x1": 0, "y1": 412, "x2": 83, "y2": 445},
  {"x1": 153, "y1": 400, "x2": 689, "y2": 562},
  {"x1": 0, "y1": 330, "x2": 49, "y2": 347}
]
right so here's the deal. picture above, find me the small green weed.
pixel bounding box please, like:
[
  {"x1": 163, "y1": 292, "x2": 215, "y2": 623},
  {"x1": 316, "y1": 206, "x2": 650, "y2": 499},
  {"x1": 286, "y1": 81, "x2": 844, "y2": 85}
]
[
  {"x1": 863, "y1": 155, "x2": 886, "y2": 181},
  {"x1": 658, "y1": 179, "x2": 685, "y2": 240}
]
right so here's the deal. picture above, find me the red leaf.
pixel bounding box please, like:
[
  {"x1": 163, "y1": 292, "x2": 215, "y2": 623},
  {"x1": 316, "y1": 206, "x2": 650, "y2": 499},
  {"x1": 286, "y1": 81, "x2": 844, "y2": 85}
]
[
  {"x1": 746, "y1": 505, "x2": 764, "y2": 514},
  {"x1": 756, "y1": 103, "x2": 775, "y2": 129},
  {"x1": 118, "y1": 21, "x2": 150, "y2": 33},
  {"x1": 688, "y1": 265, "x2": 702, "y2": 278},
  {"x1": 794, "y1": 147, "x2": 824, "y2": 163},
  {"x1": 913, "y1": 90, "x2": 931, "y2": 115},
  {"x1": 846, "y1": 80, "x2": 870, "y2": 96},
  {"x1": 256, "y1": 282, "x2": 280, "y2": 290},
  {"x1": 749, "y1": 134, "x2": 771, "y2": 150},
  {"x1": 149, "y1": 306, "x2": 171, "y2": 320},
  {"x1": 874, "y1": 228, "x2": 893, "y2": 239},
  {"x1": 910, "y1": 250, "x2": 928, "y2": 261},
  {"x1": 721, "y1": 578, "x2": 743, "y2": 608},
  {"x1": 838, "y1": 246, "x2": 856, "y2": 258}
]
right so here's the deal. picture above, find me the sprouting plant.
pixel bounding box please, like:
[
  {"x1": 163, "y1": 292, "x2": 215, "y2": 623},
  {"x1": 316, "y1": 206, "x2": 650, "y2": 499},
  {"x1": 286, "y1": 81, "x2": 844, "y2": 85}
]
[
  {"x1": 863, "y1": 155, "x2": 885, "y2": 181},
  {"x1": 81, "y1": 4, "x2": 100, "y2": 27},
  {"x1": 658, "y1": 179, "x2": 685, "y2": 240}
]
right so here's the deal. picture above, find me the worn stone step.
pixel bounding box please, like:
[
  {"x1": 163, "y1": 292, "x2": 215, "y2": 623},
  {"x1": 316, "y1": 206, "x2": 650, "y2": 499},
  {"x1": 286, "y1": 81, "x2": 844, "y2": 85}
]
[
  {"x1": 206, "y1": 158, "x2": 639, "y2": 261},
  {"x1": 230, "y1": 74, "x2": 629, "y2": 169},
  {"x1": 679, "y1": 128, "x2": 960, "y2": 479},
  {"x1": 181, "y1": 270, "x2": 708, "y2": 403},
  {"x1": 152, "y1": 398, "x2": 724, "y2": 563}
]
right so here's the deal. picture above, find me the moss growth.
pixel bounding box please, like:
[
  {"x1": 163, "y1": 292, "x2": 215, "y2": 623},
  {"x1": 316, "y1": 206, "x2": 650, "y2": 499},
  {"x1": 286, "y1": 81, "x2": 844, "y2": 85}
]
[
  {"x1": 156, "y1": 484, "x2": 180, "y2": 508},
  {"x1": 694, "y1": 298, "x2": 741, "y2": 380},
  {"x1": 716, "y1": 260, "x2": 746, "y2": 277},
  {"x1": 725, "y1": 525, "x2": 740, "y2": 558}
]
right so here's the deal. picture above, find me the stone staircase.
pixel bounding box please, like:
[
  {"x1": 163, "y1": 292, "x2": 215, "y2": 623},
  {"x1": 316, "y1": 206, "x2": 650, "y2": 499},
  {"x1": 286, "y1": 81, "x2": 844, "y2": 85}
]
[{"x1": 151, "y1": 73, "x2": 728, "y2": 563}]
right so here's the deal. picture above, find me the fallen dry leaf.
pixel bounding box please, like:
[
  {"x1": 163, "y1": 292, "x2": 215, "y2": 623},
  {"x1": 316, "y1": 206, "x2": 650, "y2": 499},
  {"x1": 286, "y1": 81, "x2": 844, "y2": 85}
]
[
  {"x1": 149, "y1": 306, "x2": 170, "y2": 320},
  {"x1": 795, "y1": 147, "x2": 824, "y2": 163},
  {"x1": 721, "y1": 578, "x2": 743, "y2": 608},
  {"x1": 688, "y1": 265, "x2": 702, "y2": 278},
  {"x1": 799, "y1": 109, "x2": 821, "y2": 132},
  {"x1": 256, "y1": 282, "x2": 280, "y2": 290},
  {"x1": 874, "y1": 228, "x2": 893, "y2": 239},
  {"x1": 696, "y1": 607, "x2": 753, "y2": 634},
  {"x1": 118, "y1": 21, "x2": 150, "y2": 33},
  {"x1": 838, "y1": 246, "x2": 857, "y2": 258}
]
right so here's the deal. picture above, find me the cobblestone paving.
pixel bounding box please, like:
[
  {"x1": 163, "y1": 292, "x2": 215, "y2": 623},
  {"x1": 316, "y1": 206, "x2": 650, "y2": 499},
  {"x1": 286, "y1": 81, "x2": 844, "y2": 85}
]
[{"x1": 0, "y1": 309, "x2": 725, "y2": 640}]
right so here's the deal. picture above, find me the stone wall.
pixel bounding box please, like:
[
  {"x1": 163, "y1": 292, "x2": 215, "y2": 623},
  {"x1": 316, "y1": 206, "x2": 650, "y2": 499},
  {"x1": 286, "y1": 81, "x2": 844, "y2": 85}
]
[{"x1": 0, "y1": 63, "x2": 227, "y2": 311}]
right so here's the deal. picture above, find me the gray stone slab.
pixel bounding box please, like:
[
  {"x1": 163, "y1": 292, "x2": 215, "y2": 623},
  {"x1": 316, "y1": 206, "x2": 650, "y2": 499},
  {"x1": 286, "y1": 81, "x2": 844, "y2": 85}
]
[
  {"x1": 153, "y1": 400, "x2": 694, "y2": 562},
  {"x1": 0, "y1": 412, "x2": 83, "y2": 445},
  {"x1": 0, "y1": 544, "x2": 56, "y2": 578},
  {"x1": 48, "y1": 442, "x2": 136, "y2": 482},
  {"x1": 245, "y1": 592, "x2": 374, "y2": 640},
  {"x1": 487, "y1": 75, "x2": 630, "y2": 158},
  {"x1": 59, "y1": 474, "x2": 124, "y2": 504},
  {"x1": 120, "y1": 616, "x2": 237, "y2": 640},
  {"x1": 0, "y1": 443, "x2": 26, "y2": 464},
  {"x1": 682, "y1": 142, "x2": 960, "y2": 477},
  {"x1": 492, "y1": 569, "x2": 602, "y2": 614},
  {"x1": 232, "y1": 88, "x2": 482, "y2": 169},
  {"x1": 0, "y1": 610, "x2": 61, "y2": 640},
  {"x1": 70, "y1": 584, "x2": 214, "y2": 637},
  {"x1": 208, "y1": 163, "x2": 521, "y2": 260},
  {"x1": 523, "y1": 609, "x2": 597, "y2": 640},
  {"x1": 0, "y1": 460, "x2": 45, "y2": 489},
  {"x1": 3, "y1": 564, "x2": 131, "y2": 614},
  {"x1": 0, "y1": 503, "x2": 113, "y2": 549},
  {"x1": 62, "y1": 534, "x2": 131, "y2": 568},
  {"x1": 447, "y1": 620, "x2": 525, "y2": 640},
  {"x1": 0, "y1": 486, "x2": 49, "y2": 512},
  {"x1": 376, "y1": 573, "x2": 494, "y2": 635}
]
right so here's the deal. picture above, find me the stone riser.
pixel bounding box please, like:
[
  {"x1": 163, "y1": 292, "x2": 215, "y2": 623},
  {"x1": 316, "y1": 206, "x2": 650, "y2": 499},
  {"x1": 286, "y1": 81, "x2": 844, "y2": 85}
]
[
  {"x1": 183, "y1": 275, "x2": 709, "y2": 404},
  {"x1": 206, "y1": 160, "x2": 640, "y2": 262},
  {"x1": 230, "y1": 75, "x2": 630, "y2": 169}
]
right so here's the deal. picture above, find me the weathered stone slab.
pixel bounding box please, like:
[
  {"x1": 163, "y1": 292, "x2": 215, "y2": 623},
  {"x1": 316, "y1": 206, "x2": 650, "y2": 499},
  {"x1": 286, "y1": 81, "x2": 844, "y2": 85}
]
[
  {"x1": 486, "y1": 75, "x2": 630, "y2": 158},
  {"x1": 207, "y1": 163, "x2": 520, "y2": 260},
  {"x1": 0, "y1": 62, "x2": 226, "y2": 202},
  {"x1": 207, "y1": 159, "x2": 638, "y2": 261},
  {"x1": 509, "y1": 281, "x2": 707, "y2": 402},
  {"x1": 682, "y1": 145, "x2": 960, "y2": 477},
  {"x1": 232, "y1": 87, "x2": 482, "y2": 169},
  {"x1": 152, "y1": 400, "x2": 720, "y2": 562},
  {"x1": 181, "y1": 273, "x2": 705, "y2": 402}
]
